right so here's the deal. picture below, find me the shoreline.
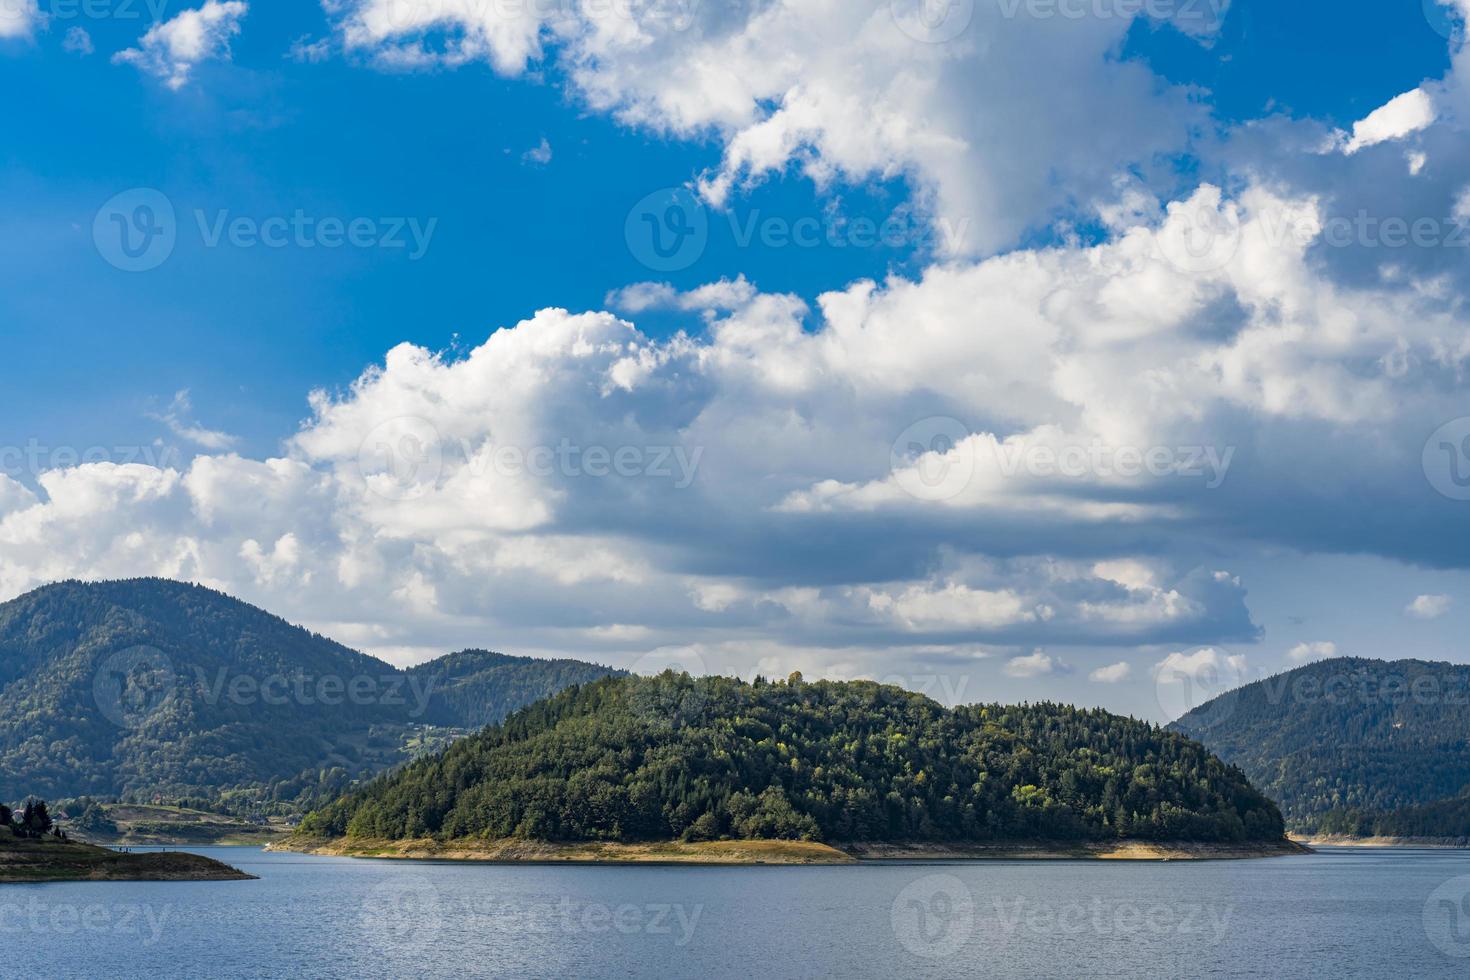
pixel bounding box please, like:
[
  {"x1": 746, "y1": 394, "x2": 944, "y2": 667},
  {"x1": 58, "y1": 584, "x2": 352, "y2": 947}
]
[
  {"x1": 1294, "y1": 835, "x2": 1470, "y2": 849},
  {"x1": 269, "y1": 836, "x2": 1309, "y2": 865},
  {"x1": 1, "y1": 837, "x2": 257, "y2": 883}
]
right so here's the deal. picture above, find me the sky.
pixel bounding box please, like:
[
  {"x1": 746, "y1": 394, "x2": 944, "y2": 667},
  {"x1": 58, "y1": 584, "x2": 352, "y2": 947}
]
[{"x1": 2, "y1": 0, "x2": 1469, "y2": 722}]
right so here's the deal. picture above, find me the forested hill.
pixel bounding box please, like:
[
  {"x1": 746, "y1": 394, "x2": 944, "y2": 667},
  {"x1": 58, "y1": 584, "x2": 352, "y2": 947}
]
[
  {"x1": 0, "y1": 578, "x2": 617, "y2": 806},
  {"x1": 301, "y1": 672, "x2": 1286, "y2": 845},
  {"x1": 1170, "y1": 657, "x2": 1470, "y2": 831}
]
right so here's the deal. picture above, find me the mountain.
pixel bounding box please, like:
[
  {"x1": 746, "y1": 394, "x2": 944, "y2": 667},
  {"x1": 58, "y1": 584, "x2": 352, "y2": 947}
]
[
  {"x1": 1169, "y1": 657, "x2": 1470, "y2": 832},
  {"x1": 0, "y1": 579, "x2": 619, "y2": 808},
  {"x1": 300, "y1": 672, "x2": 1286, "y2": 845}
]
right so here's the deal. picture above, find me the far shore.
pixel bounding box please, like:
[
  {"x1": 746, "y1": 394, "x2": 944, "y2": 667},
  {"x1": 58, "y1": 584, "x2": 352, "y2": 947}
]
[
  {"x1": 1294, "y1": 835, "x2": 1470, "y2": 849},
  {"x1": 270, "y1": 836, "x2": 1310, "y2": 865}
]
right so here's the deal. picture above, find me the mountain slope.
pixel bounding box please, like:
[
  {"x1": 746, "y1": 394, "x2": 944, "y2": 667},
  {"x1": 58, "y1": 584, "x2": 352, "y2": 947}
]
[
  {"x1": 1169, "y1": 657, "x2": 1470, "y2": 831},
  {"x1": 301, "y1": 673, "x2": 1286, "y2": 845},
  {"x1": 0, "y1": 579, "x2": 618, "y2": 806}
]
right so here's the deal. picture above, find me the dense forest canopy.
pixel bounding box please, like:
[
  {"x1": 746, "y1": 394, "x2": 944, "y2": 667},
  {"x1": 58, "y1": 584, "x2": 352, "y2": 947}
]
[
  {"x1": 1170, "y1": 657, "x2": 1470, "y2": 832},
  {"x1": 0, "y1": 579, "x2": 618, "y2": 809},
  {"x1": 302, "y1": 672, "x2": 1285, "y2": 844}
]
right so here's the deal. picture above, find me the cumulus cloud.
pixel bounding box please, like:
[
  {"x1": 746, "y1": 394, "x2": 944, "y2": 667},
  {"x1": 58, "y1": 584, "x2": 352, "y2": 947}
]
[
  {"x1": 1339, "y1": 88, "x2": 1437, "y2": 155},
  {"x1": 1406, "y1": 594, "x2": 1453, "y2": 620},
  {"x1": 323, "y1": 0, "x2": 1223, "y2": 255},
  {"x1": 1088, "y1": 662, "x2": 1129, "y2": 684},
  {"x1": 114, "y1": 0, "x2": 248, "y2": 90},
  {"x1": 1286, "y1": 641, "x2": 1338, "y2": 663},
  {"x1": 1005, "y1": 650, "x2": 1064, "y2": 679},
  {"x1": 0, "y1": 0, "x2": 40, "y2": 40}
]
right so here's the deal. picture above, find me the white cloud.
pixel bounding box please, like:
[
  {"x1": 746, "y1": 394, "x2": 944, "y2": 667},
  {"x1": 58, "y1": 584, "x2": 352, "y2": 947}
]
[
  {"x1": 0, "y1": 0, "x2": 40, "y2": 40},
  {"x1": 1406, "y1": 594, "x2": 1453, "y2": 620},
  {"x1": 326, "y1": 0, "x2": 1217, "y2": 255},
  {"x1": 1155, "y1": 648, "x2": 1248, "y2": 680},
  {"x1": 1005, "y1": 650, "x2": 1064, "y2": 679},
  {"x1": 149, "y1": 390, "x2": 237, "y2": 450},
  {"x1": 63, "y1": 27, "x2": 94, "y2": 56},
  {"x1": 114, "y1": 0, "x2": 248, "y2": 90},
  {"x1": 1286, "y1": 641, "x2": 1338, "y2": 663},
  {"x1": 1089, "y1": 662, "x2": 1132, "y2": 684},
  {"x1": 522, "y1": 136, "x2": 552, "y2": 165},
  {"x1": 1340, "y1": 88, "x2": 1437, "y2": 154}
]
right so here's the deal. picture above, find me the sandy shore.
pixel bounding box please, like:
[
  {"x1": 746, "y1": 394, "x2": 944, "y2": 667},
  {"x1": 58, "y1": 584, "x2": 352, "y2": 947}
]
[
  {"x1": 271, "y1": 836, "x2": 1309, "y2": 865},
  {"x1": 1, "y1": 837, "x2": 256, "y2": 882}
]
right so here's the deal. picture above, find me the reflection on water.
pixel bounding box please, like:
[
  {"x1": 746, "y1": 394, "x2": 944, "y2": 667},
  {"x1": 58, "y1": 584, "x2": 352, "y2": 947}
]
[{"x1": 5, "y1": 846, "x2": 1470, "y2": 978}]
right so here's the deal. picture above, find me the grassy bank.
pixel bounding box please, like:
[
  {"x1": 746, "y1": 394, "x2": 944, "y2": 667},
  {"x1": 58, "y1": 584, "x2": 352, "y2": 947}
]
[
  {"x1": 272, "y1": 835, "x2": 1309, "y2": 865},
  {"x1": 0, "y1": 836, "x2": 256, "y2": 882}
]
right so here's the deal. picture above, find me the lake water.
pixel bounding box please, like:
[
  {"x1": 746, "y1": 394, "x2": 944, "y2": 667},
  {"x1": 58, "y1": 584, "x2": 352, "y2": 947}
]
[{"x1": 6, "y1": 845, "x2": 1470, "y2": 978}]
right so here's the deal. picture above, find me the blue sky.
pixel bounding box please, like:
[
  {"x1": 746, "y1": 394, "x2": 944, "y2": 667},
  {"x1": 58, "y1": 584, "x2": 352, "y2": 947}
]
[{"x1": 3, "y1": 0, "x2": 1469, "y2": 719}]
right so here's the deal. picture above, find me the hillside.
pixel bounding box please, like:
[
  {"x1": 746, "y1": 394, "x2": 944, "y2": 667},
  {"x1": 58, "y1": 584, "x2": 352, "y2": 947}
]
[
  {"x1": 0, "y1": 578, "x2": 618, "y2": 808},
  {"x1": 300, "y1": 672, "x2": 1286, "y2": 846},
  {"x1": 1169, "y1": 657, "x2": 1470, "y2": 831}
]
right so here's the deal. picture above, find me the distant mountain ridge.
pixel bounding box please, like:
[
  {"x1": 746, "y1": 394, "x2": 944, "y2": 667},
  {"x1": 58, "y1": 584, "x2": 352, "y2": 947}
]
[
  {"x1": 0, "y1": 579, "x2": 620, "y2": 808},
  {"x1": 1169, "y1": 657, "x2": 1470, "y2": 832}
]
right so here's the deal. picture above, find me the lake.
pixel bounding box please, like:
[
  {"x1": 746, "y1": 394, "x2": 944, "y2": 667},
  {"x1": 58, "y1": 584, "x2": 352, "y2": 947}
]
[{"x1": 6, "y1": 846, "x2": 1470, "y2": 977}]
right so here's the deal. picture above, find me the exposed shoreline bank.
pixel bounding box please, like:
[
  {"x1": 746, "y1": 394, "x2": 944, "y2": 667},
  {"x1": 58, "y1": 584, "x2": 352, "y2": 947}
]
[
  {"x1": 1294, "y1": 835, "x2": 1470, "y2": 849},
  {"x1": 270, "y1": 836, "x2": 1309, "y2": 865}
]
